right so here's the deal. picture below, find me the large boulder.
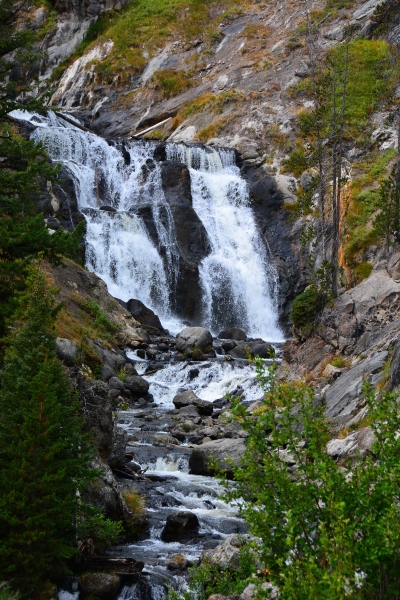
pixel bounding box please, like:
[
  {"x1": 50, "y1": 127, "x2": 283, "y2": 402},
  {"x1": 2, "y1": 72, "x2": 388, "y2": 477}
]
[
  {"x1": 176, "y1": 327, "x2": 213, "y2": 353},
  {"x1": 189, "y1": 438, "x2": 245, "y2": 478},
  {"x1": 124, "y1": 375, "x2": 150, "y2": 396},
  {"x1": 173, "y1": 390, "x2": 213, "y2": 416},
  {"x1": 161, "y1": 511, "x2": 199, "y2": 543},
  {"x1": 126, "y1": 298, "x2": 163, "y2": 331},
  {"x1": 229, "y1": 343, "x2": 255, "y2": 359},
  {"x1": 56, "y1": 337, "x2": 79, "y2": 366},
  {"x1": 107, "y1": 426, "x2": 128, "y2": 468},
  {"x1": 218, "y1": 327, "x2": 247, "y2": 341},
  {"x1": 79, "y1": 573, "x2": 121, "y2": 600},
  {"x1": 325, "y1": 351, "x2": 388, "y2": 419},
  {"x1": 201, "y1": 534, "x2": 257, "y2": 569}
]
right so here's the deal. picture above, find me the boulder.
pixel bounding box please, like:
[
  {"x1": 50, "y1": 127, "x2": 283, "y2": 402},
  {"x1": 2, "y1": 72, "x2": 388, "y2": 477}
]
[
  {"x1": 229, "y1": 343, "x2": 254, "y2": 359},
  {"x1": 248, "y1": 341, "x2": 273, "y2": 358},
  {"x1": 189, "y1": 438, "x2": 245, "y2": 478},
  {"x1": 126, "y1": 298, "x2": 163, "y2": 331},
  {"x1": 108, "y1": 376, "x2": 125, "y2": 391},
  {"x1": 166, "y1": 554, "x2": 192, "y2": 570},
  {"x1": 124, "y1": 375, "x2": 150, "y2": 396},
  {"x1": 218, "y1": 327, "x2": 247, "y2": 341},
  {"x1": 176, "y1": 327, "x2": 213, "y2": 353},
  {"x1": 56, "y1": 337, "x2": 79, "y2": 366},
  {"x1": 79, "y1": 573, "x2": 121, "y2": 600},
  {"x1": 161, "y1": 511, "x2": 199, "y2": 543},
  {"x1": 326, "y1": 427, "x2": 375, "y2": 460},
  {"x1": 325, "y1": 352, "x2": 388, "y2": 419},
  {"x1": 201, "y1": 534, "x2": 256, "y2": 569},
  {"x1": 173, "y1": 390, "x2": 213, "y2": 416}
]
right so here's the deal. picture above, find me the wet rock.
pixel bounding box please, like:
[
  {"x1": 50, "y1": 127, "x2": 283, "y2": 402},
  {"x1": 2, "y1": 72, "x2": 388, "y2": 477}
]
[
  {"x1": 222, "y1": 422, "x2": 248, "y2": 439},
  {"x1": 222, "y1": 340, "x2": 237, "y2": 352},
  {"x1": 218, "y1": 327, "x2": 247, "y2": 340},
  {"x1": 161, "y1": 511, "x2": 199, "y2": 543},
  {"x1": 82, "y1": 456, "x2": 130, "y2": 522},
  {"x1": 56, "y1": 337, "x2": 79, "y2": 366},
  {"x1": 79, "y1": 573, "x2": 122, "y2": 600},
  {"x1": 124, "y1": 375, "x2": 150, "y2": 396},
  {"x1": 124, "y1": 363, "x2": 138, "y2": 375},
  {"x1": 325, "y1": 352, "x2": 388, "y2": 419},
  {"x1": 229, "y1": 343, "x2": 255, "y2": 359},
  {"x1": 190, "y1": 438, "x2": 245, "y2": 478},
  {"x1": 176, "y1": 327, "x2": 213, "y2": 353},
  {"x1": 173, "y1": 390, "x2": 213, "y2": 416},
  {"x1": 247, "y1": 341, "x2": 272, "y2": 358},
  {"x1": 167, "y1": 554, "x2": 192, "y2": 570}
]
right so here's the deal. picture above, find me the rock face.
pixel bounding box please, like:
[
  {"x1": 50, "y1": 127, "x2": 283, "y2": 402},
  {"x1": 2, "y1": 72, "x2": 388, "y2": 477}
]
[
  {"x1": 176, "y1": 327, "x2": 213, "y2": 353},
  {"x1": 325, "y1": 352, "x2": 388, "y2": 420},
  {"x1": 161, "y1": 511, "x2": 199, "y2": 543},
  {"x1": 327, "y1": 427, "x2": 375, "y2": 460},
  {"x1": 189, "y1": 438, "x2": 245, "y2": 478},
  {"x1": 78, "y1": 573, "x2": 122, "y2": 600},
  {"x1": 173, "y1": 390, "x2": 213, "y2": 416}
]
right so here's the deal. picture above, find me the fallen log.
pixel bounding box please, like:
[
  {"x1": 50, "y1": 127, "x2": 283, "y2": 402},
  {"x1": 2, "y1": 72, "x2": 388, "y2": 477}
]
[{"x1": 78, "y1": 555, "x2": 144, "y2": 574}]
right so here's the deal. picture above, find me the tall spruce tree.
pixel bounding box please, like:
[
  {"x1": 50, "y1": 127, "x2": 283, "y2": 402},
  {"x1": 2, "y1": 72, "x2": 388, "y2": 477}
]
[{"x1": 0, "y1": 269, "x2": 94, "y2": 597}]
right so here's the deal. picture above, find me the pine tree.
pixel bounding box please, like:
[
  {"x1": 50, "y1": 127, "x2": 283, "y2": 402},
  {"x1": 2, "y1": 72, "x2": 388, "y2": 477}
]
[{"x1": 0, "y1": 269, "x2": 94, "y2": 598}]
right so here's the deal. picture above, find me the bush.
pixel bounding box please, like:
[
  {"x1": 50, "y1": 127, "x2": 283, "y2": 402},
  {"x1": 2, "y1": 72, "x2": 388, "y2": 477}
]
[
  {"x1": 77, "y1": 505, "x2": 124, "y2": 553},
  {"x1": 221, "y1": 363, "x2": 400, "y2": 599},
  {"x1": 289, "y1": 287, "x2": 325, "y2": 330}
]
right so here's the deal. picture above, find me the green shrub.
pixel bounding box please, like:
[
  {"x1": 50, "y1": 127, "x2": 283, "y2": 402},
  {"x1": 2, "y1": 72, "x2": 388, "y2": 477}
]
[
  {"x1": 77, "y1": 505, "x2": 123, "y2": 552},
  {"x1": 223, "y1": 363, "x2": 400, "y2": 599},
  {"x1": 353, "y1": 261, "x2": 373, "y2": 284},
  {"x1": 289, "y1": 288, "x2": 326, "y2": 330}
]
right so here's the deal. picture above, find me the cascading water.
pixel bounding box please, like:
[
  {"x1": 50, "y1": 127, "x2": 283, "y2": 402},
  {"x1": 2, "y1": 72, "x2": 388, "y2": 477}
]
[
  {"x1": 166, "y1": 144, "x2": 283, "y2": 341},
  {"x1": 11, "y1": 110, "x2": 283, "y2": 341},
  {"x1": 11, "y1": 110, "x2": 179, "y2": 322}
]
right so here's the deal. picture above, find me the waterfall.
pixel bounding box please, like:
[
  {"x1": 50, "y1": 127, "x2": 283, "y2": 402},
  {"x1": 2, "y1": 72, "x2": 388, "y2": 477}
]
[
  {"x1": 11, "y1": 110, "x2": 283, "y2": 341},
  {"x1": 166, "y1": 144, "x2": 282, "y2": 341}
]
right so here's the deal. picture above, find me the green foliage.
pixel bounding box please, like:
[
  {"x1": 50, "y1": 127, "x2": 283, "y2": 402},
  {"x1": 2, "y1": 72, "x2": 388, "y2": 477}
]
[
  {"x1": 0, "y1": 585, "x2": 20, "y2": 600},
  {"x1": 330, "y1": 355, "x2": 349, "y2": 368},
  {"x1": 77, "y1": 505, "x2": 123, "y2": 552},
  {"x1": 220, "y1": 363, "x2": 400, "y2": 599},
  {"x1": 80, "y1": 297, "x2": 118, "y2": 335},
  {"x1": 191, "y1": 348, "x2": 204, "y2": 361},
  {"x1": 290, "y1": 261, "x2": 334, "y2": 330},
  {"x1": 289, "y1": 287, "x2": 324, "y2": 330},
  {"x1": 151, "y1": 68, "x2": 194, "y2": 98},
  {"x1": 281, "y1": 144, "x2": 308, "y2": 177},
  {"x1": 0, "y1": 269, "x2": 95, "y2": 598},
  {"x1": 373, "y1": 173, "x2": 400, "y2": 250},
  {"x1": 353, "y1": 261, "x2": 373, "y2": 283}
]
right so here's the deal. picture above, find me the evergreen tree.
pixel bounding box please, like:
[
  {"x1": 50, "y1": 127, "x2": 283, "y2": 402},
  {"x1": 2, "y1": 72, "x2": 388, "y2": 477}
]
[{"x1": 0, "y1": 269, "x2": 94, "y2": 597}]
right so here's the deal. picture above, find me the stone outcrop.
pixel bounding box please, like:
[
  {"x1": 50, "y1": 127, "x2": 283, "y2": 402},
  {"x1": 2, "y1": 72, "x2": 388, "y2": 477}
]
[
  {"x1": 161, "y1": 511, "x2": 199, "y2": 543},
  {"x1": 176, "y1": 326, "x2": 213, "y2": 353}
]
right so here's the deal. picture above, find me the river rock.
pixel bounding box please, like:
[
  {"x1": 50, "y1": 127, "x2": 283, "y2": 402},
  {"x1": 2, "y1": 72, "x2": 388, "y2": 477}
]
[
  {"x1": 173, "y1": 390, "x2": 213, "y2": 416},
  {"x1": 189, "y1": 438, "x2": 245, "y2": 478},
  {"x1": 124, "y1": 375, "x2": 150, "y2": 395},
  {"x1": 229, "y1": 343, "x2": 255, "y2": 359},
  {"x1": 176, "y1": 327, "x2": 213, "y2": 353},
  {"x1": 79, "y1": 573, "x2": 122, "y2": 600},
  {"x1": 218, "y1": 327, "x2": 247, "y2": 340},
  {"x1": 166, "y1": 554, "x2": 192, "y2": 570},
  {"x1": 240, "y1": 583, "x2": 279, "y2": 600},
  {"x1": 248, "y1": 341, "x2": 273, "y2": 358},
  {"x1": 56, "y1": 337, "x2": 79, "y2": 366},
  {"x1": 161, "y1": 511, "x2": 199, "y2": 542}
]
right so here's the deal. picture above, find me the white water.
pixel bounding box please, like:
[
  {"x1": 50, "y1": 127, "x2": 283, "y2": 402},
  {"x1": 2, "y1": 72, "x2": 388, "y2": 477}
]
[
  {"x1": 11, "y1": 110, "x2": 283, "y2": 341},
  {"x1": 166, "y1": 144, "x2": 283, "y2": 341}
]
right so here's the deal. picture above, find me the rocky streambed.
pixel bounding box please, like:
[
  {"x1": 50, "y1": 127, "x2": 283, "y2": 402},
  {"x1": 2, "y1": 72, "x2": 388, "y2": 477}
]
[{"x1": 58, "y1": 324, "x2": 279, "y2": 600}]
